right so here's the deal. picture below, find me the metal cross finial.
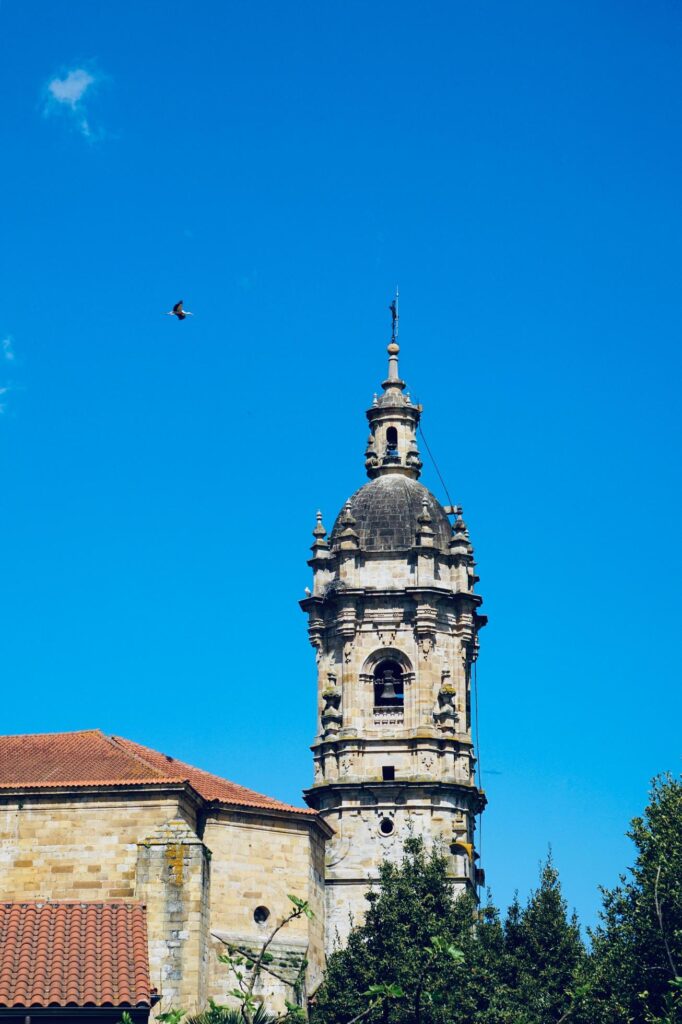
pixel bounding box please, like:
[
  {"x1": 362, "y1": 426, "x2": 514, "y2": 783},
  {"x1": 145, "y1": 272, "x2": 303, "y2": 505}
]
[{"x1": 389, "y1": 287, "x2": 399, "y2": 343}]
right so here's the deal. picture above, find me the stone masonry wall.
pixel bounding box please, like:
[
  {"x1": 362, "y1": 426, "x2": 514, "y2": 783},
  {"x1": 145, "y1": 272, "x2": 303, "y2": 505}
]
[
  {"x1": 0, "y1": 791, "x2": 196, "y2": 900},
  {"x1": 136, "y1": 819, "x2": 211, "y2": 1016},
  {"x1": 204, "y1": 810, "x2": 327, "y2": 1011},
  {"x1": 0, "y1": 791, "x2": 327, "y2": 1017}
]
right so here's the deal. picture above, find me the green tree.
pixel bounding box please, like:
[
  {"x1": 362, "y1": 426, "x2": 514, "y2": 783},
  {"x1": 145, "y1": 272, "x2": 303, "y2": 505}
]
[
  {"x1": 312, "y1": 839, "x2": 588, "y2": 1024},
  {"x1": 502, "y1": 854, "x2": 584, "y2": 1024},
  {"x1": 312, "y1": 836, "x2": 494, "y2": 1024},
  {"x1": 577, "y1": 774, "x2": 682, "y2": 1024}
]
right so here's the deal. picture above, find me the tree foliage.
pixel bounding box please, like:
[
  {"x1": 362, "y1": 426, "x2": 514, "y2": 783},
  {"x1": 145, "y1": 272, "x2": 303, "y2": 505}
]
[
  {"x1": 575, "y1": 773, "x2": 682, "y2": 1024},
  {"x1": 502, "y1": 854, "x2": 584, "y2": 1023},
  {"x1": 312, "y1": 838, "x2": 584, "y2": 1024},
  {"x1": 313, "y1": 836, "x2": 472, "y2": 1024}
]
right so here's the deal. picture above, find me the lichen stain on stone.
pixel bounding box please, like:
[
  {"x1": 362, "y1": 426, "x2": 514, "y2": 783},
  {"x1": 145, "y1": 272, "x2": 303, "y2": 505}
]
[{"x1": 166, "y1": 843, "x2": 184, "y2": 886}]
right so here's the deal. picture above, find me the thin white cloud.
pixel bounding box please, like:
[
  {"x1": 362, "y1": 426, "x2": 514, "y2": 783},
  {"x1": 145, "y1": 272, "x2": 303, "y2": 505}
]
[
  {"x1": 44, "y1": 67, "x2": 100, "y2": 139},
  {"x1": 48, "y1": 69, "x2": 94, "y2": 108},
  {"x1": 1, "y1": 337, "x2": 18, "y2": 414}
]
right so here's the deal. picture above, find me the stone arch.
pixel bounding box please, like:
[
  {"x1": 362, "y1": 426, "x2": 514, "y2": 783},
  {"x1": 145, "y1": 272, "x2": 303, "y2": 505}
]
[
  {"x1": 362, "y1": 647, "x2": 413, "y2": 676},
  {"x1": 360, "y1": 649, "x2": 415, "y2": 710}
]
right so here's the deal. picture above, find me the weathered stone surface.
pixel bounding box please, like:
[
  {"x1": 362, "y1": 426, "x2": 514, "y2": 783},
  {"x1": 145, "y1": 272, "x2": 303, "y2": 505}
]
[{"x1": 330, "y1": 475, "x2": 452, "y2": 552}]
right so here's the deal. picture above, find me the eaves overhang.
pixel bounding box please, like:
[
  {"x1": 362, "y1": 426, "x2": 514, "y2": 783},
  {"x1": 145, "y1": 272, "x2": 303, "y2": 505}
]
[{"x1": 205, "y1": 799, "x2": 333, "y2": 840}]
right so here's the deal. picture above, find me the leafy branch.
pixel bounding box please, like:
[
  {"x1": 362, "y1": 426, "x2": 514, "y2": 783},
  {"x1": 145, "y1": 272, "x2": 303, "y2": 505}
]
[{"x1": 217, "y1": 894, "x2": 313, "y2": 1024}]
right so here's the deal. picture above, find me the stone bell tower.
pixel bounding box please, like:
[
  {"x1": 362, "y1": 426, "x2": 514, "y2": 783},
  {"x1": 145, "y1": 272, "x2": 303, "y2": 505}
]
[{"x1": 301, "y1": 321, "x2": 487, "y2": 948}]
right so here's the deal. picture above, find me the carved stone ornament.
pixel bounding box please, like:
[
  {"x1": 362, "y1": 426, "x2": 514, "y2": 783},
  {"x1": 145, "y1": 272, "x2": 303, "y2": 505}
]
[
  {"x1": 434, "y1": 686, "x2": 459, "y2": 731},
  {"x1": 420, "y1": 637, "x2": 433, "y2": 659},
  {"x1": 321, "y1": 679, "x2": 343, "y2": 735},
  {"x1": 325, "y1": 835, "x2": 351, "y2": 868},
  {"x1": 339, "y1": 754, "x2": 355, "y2": 776},
  {"x1": 364, "y1": 434, "x2": 379, "y2": 471},
  {"x1": 420, "y1": 753, "x2": 435, "y2": 773},
  {"x1": 308, "y1": 618, "x2": 325, "y2": 651}
]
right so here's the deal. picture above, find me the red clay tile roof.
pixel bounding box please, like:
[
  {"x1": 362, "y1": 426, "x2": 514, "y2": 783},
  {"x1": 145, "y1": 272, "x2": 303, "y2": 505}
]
[
  {"x1": 0, "y1": 729, "x2": 316, "y2": 815},
  {"x1": 0, "y1": 900, "x2": 153, "y2": 1008}
]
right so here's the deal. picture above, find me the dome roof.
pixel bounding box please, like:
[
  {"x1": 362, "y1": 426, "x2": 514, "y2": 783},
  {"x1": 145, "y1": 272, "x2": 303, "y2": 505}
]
[{"x1": 330, "y1": 475, "x2": 452, "y2": 552}]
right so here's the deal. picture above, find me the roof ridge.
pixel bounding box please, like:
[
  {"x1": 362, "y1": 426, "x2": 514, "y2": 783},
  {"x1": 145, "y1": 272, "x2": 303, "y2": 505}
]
[
  {"x1": 119, "y1": 738, "x2": 257, "y2": 790},
  {"x1": 107, "y1": 734, "x2": 167, "y2": 778},
  {"x1": 114, "y1": 736, "x2": 315, "y2": 814},
  {"x1": 0, "y1": 727, "x2": 104, "y2": 741}
]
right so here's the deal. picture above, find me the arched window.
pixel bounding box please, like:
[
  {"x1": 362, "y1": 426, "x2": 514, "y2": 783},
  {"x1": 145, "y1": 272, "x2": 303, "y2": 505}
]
[
  {"x1": 373, "y1": 659, "x2": 404, "y2": 708},
  {"x1": 386, "y1": 426, "x2": 398, "y2": 452}
]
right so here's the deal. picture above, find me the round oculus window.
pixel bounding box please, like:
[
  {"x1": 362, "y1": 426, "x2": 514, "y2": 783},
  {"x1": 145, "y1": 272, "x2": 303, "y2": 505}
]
[
  {"x1": 253, "y1": 906, "x2": 270, "y2": 924},
  {"x1": 379, "y1": 817, "x2": 395, "y2": 836}
]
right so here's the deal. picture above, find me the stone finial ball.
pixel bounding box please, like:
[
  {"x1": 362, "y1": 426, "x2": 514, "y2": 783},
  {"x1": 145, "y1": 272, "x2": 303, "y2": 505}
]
[{"x1": 387, "y1": 342, "x2": 400, "y2": 355}]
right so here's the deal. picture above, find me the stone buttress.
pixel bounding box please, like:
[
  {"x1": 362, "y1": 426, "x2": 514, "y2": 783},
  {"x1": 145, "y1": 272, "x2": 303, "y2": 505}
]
[{"x1": 301, "y1": 335, "x2": 487, "y2": 948}]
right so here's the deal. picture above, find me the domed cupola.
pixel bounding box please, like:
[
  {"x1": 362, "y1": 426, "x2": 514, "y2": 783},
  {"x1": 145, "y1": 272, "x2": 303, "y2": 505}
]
[{"x1": 330, "y1": 476, "x2": 452, "y2": 553}]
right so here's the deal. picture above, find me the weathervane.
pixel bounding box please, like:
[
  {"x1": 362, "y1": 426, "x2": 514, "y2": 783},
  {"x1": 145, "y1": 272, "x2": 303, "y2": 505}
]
[{"x1": 389, "y1": 287, "x2": 399, "y2": 344}]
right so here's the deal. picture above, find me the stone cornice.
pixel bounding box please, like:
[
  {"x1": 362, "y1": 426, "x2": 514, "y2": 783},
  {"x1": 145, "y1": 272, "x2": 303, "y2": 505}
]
[
  {"x1": 0, "y1": 781, "x2": 334, "y2": 839},
  {"x1": 310, "y1": 733, "x2": 474, "y2": 751},
  {"x1": 0, "y1": 779, "x2": 204, "y2": 805},
  {"x1": 304, "y1": 779, "x2": 487, "y2": 814}
]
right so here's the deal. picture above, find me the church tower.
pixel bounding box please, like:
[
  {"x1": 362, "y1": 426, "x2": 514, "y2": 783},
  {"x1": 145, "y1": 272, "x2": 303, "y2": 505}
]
[{"x1": 301, "y1": 318, "x2": 487, "y2": 947}]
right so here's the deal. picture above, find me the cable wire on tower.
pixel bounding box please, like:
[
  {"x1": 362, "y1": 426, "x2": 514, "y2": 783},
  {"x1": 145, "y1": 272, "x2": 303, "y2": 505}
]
[{"x1": 412, "y1": 383, "x2": 485, "y2": 900}]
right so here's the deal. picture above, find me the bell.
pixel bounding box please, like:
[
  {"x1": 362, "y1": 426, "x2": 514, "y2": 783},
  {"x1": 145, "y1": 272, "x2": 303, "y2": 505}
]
[{"x1": 378, "y1": 671, "x2": 399, "y2": 703}]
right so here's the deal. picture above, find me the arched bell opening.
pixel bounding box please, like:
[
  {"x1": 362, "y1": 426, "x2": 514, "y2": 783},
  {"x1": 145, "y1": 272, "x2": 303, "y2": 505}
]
[{"x1": 373, "y1": 659, "x2": 404, "y2": 708}]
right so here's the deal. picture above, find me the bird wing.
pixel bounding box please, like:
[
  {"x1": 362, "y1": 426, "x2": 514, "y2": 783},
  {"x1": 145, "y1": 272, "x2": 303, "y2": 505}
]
[{"x1": 172, "y1": 300, "x2": 183, "y2": 314}]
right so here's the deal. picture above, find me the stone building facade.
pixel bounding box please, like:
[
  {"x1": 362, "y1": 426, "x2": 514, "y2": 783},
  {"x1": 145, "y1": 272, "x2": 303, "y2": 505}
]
[
  {"x1": 0, "y1": 329, "x2": 486, "y2": 1017},
  {"x1": 301, "y1": 338, "x2": 486, "y2": 946},
  {"x1": 0, "y1": 731, "x2": 329, "y2": 1018}
]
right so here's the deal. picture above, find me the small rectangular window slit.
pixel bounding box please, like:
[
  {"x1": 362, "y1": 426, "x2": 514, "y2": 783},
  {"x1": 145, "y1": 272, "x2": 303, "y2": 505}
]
[{"x1": 382, "y1": 766, "x2": 395, "y2": 781}]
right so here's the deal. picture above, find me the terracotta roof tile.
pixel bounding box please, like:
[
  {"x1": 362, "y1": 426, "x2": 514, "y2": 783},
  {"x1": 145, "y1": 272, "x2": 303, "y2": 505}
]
[
  {"x1": 0, "y1": 729, "x2": 315, "y2": 815},
  {"x1": 0, "y1": 901, "x2": 153, "y2": 1008}
]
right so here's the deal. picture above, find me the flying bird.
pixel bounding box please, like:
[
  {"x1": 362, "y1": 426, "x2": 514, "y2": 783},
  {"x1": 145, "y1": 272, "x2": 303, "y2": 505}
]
[{"x1": 165, "y1": 300, "x2": 193, "y2": 321}]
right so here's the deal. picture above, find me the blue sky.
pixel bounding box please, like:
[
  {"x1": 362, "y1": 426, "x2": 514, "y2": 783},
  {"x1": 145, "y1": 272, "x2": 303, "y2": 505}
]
[{"x1": 1, "y1": 0, "x2": 681, "y2": 930}]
